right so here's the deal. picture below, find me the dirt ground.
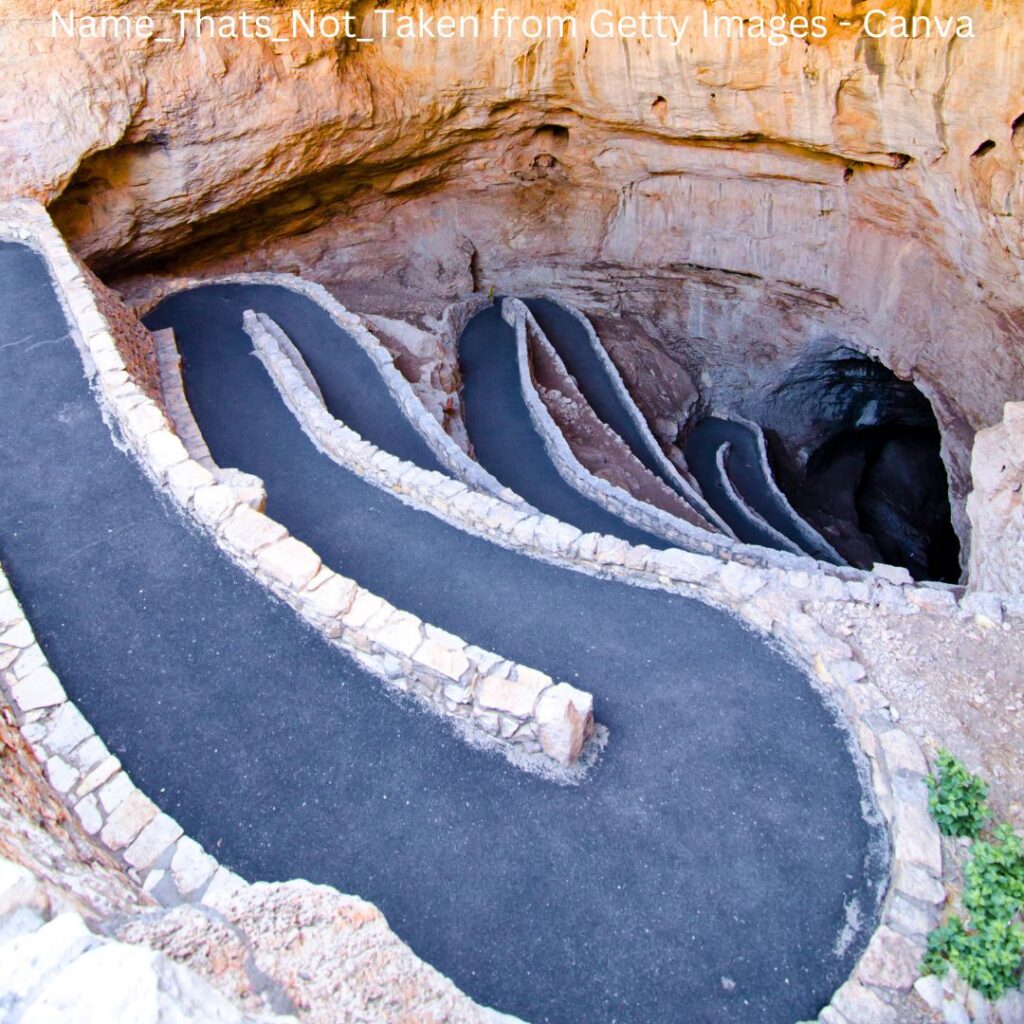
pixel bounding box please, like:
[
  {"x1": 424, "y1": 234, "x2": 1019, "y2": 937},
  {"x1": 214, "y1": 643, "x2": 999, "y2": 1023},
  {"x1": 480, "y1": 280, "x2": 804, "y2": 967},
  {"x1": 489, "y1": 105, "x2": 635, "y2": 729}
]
[{"x1": 811, "y1": 599, "x2": 1024, "y2": 829}]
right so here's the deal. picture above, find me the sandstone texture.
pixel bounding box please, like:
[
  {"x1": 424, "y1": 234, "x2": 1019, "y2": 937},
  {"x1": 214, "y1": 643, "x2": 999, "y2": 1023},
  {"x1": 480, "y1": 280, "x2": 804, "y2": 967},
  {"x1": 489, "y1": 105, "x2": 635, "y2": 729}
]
[
  {"x1": 3, "y1": 4, "x2": 1024, "y2": 1021},
  {"x1": 122, "y1": 881, "x2": 518, "y2": 1024}
]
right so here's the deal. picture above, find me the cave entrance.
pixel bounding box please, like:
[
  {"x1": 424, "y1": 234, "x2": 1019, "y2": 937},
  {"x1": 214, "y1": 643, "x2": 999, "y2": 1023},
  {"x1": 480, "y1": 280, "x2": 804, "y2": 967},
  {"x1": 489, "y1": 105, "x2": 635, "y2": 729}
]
[{"x1": 765, "y1": 348, "x2": 961, "y2": 582}]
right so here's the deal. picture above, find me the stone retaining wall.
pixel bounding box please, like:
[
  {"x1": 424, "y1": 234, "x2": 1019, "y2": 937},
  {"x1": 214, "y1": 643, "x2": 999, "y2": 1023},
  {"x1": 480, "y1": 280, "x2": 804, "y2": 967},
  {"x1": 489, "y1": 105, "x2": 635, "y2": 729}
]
[
  {"x1": 727, "y1": 412, "x2": 846, "y2": 563},
  {"x1": 225, "y1": 294, "x2": 1018, "y2": 632},
  {"x1": 239, "y1": 301, "x2": 975, "y2": 1023},
  {"x1": 233, "y1": 309, "x2": 1006, "y2": 1021},
  {"x1": 135, "y1": 268, "x2": 1020, "y2": 632},
  {"x1": 508, "y1": 300, "x2": 727, "y2": 548},
  {"x1": 0, "y1": 558, "x2": 246, "y2": 910},
  {"x1": 538, "y1": 294, "x2": 727, "y2": 531},
  {"x1": 502, "y1": 298, "x2": 877, "y2": 577},
  {"x1": 0, "y1": 202, "x2": 595, "y2": 774},
  {"x1": 147, "y1": 270, "x2": 516, "y2": 504},
  {"x1": 153, "y1": 326, "x2": 267, "y2": 510},
  {"x1": 714, "y1": 438, "x2": 806, "y2": 554},
  {"x1": 512, "y1": 297, "x2": 720, "y2": 538}
]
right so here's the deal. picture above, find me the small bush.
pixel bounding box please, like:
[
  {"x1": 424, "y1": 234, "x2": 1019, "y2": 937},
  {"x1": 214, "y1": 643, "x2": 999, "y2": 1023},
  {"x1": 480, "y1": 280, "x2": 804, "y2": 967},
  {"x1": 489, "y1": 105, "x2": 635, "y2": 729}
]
[
  {"x1": 923, "y1": 906, "x2": 1024, "y2": 1000},
  {"x1": 923, "y1": 768, "x2": 1024, "y2": 1000},
  {"x1": 927, "y1": 749, "x2": 989, "y2": 838},
  {"x1": 964, "y1": 825, "x2": 1024, "y2": 927}
]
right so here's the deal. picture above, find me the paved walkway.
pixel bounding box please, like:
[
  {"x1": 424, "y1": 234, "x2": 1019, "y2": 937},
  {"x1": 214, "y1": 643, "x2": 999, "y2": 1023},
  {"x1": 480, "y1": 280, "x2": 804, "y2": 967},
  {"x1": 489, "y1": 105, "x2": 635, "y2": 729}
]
[
  {"x1": 523, "y1": 299, "x2": 667, "y2": 479},
  {"x1": 685, "y1": 417, "x2": 841, "y2": 561},
  {"x1": 0, "y1": 254, "x2": 883, "y2": 1024},
  {"x1": 459, "y1": 304, "x2": 668, "y2": 547}
]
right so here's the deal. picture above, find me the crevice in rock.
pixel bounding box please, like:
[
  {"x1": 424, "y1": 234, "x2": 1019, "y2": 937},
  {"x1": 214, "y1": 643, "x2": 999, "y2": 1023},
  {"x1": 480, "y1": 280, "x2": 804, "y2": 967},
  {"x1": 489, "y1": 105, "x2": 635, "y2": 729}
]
[{"x1": 468, "y1": 243, "x2": 482, "y2": 292}]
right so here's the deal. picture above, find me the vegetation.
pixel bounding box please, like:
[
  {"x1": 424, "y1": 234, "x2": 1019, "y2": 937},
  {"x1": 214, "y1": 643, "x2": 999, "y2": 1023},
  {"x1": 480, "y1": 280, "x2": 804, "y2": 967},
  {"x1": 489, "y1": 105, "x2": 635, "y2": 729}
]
[
  {"x1": 922, "y1": 753, "x2": 1024, "y2": 1001},
  {"x1": 927, "y1": 748, "x2": 989, "y2": 838}
]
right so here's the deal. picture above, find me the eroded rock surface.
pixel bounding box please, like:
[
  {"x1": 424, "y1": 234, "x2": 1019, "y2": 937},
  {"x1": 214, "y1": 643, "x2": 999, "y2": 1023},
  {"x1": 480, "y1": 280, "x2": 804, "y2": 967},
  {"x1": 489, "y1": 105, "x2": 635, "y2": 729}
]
[
  {"x1": 968, "y1": 402, "x2": 1024, "y2": 593},
  {"x1": 4, "y1": 0, "x2": 1024, "y2": 579}
]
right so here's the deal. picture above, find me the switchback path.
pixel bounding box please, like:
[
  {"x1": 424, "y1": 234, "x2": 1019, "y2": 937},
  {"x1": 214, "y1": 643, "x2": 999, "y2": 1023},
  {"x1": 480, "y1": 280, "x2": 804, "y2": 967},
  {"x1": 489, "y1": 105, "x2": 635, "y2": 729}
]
[
  {"x1": 523, "y1": 299, "x2": 663, "y2": 478},
  {"x1": 0, "y1": 255, "x2": 882, "y2": 1024},
  {"x1": 459, "y1": 304, "x2": 668, "y2": 547},
  {"x1": 685, "y1": 417, "x2": 841, "y2": 562}
]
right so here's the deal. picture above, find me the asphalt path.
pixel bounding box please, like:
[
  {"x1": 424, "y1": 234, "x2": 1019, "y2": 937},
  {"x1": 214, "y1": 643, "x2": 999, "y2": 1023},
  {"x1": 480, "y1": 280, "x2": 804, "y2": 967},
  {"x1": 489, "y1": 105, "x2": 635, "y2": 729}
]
[
  {"x1": 459, "y1": 304, "x2": 668, "y2": 548},
  {"x1": 0, "y1": 252, "x2": 882, "y2": 1024},
  {"x1": 684, "y1": 418, "x2": 798, "y2": 553},
  {"x1": 522, "y1": 299, "x2": 669, "y2": 483}
]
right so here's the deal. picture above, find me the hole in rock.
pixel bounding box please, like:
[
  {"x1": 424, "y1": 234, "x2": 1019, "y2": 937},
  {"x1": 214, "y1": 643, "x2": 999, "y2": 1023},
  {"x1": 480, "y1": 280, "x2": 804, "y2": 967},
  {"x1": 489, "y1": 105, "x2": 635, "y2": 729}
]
[
  {"x1": 843, "y1": 166, "x2": 854, "y2": 183},
  {"x1": 532, "y1": 124, "x2": 569, "y2": 148},
  {"x1": 1012, "y1": 113, "x2": 1024, "y2": 147},
  {"x1": 888, "y1": 152, "x2": 912, "y2": 168},
  {"x1": 765, "y1": 348, "x2": 961, "y2": 582},
  {"x1": 972, "y1": 139, "x2": 996, "y2": 158},
  {"x1": 651, "y1": 96, "x2": 668, "y2": 119}
]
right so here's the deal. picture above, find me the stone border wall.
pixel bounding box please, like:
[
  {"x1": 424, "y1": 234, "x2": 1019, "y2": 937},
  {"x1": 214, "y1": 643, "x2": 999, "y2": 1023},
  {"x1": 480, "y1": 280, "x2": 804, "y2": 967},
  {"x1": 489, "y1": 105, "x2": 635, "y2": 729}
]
[
  {"x1": 144, "y1": 269, "x2": 518, "y2": 505},
  {"x1": 505, "y1": 297, "x2": 875, "y2": 576},
  {"x1": 138, "y1": 268, "x2": 1020, "y2": 629},
  {"x1": 504, "y1": 297, "x2": 734, "y2": 551},
  {"x1": 0, "y1": 564, "x2": 520, "y2": 1024},
  {"x1": 152, "y1": 326, "x2": 268, "y2": 510},
  {"x1": 727, "y1": 412, "x2": 846, "y2": 563},
  {"x1": 713, "y1": 439, "x2": 806, "y2": 555},
  {"x1": 0, "y1": 204, "x2": 595, "y2": 773},
  {"x1": 537, "y1": 293, "x2": 727, "y2": 531},
  {"x1": 0, "y1": 557, "x2": 248, "y2": 909},
  {"x1": 223, "y1": 292, "x2": 1019, "y2": 625},
  {"x1": 233, "y1": 311, "x2": 983, "y2": 1021},
  {"x1": 512, "y1": 296, "x2": 720, "y2": 532}
]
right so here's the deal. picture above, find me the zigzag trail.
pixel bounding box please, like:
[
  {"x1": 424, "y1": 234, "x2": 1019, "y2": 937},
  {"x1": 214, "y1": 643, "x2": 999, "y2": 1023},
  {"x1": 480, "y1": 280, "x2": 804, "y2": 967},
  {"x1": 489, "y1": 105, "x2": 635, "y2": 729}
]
[{"x1": 126, "y1": 280, "x2": 884, "y2": 1022}]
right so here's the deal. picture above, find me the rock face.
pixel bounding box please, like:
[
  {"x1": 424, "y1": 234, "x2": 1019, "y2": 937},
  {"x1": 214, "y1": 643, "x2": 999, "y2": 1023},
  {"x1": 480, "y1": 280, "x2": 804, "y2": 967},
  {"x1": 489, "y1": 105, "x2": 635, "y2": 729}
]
[
  {"x1": 2, "y1": 0, "x2": 1024, "y2": 580},
  {"x1": 118, "y1": 881, "x2": 518, "y2": 1024},
  {"x1": 0, "y1": 702, "x2": 144, "y2": 925},
  {"x1": 967, "y1": 402, "x2": 1024, "y2": 593}
]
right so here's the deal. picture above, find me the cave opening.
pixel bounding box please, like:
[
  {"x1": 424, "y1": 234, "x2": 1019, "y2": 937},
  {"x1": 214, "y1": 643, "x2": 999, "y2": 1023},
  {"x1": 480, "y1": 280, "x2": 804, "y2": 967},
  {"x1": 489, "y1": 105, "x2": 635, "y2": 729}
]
[{"x1": 765, "y1": 348, "x2": 962, "y2": 582}]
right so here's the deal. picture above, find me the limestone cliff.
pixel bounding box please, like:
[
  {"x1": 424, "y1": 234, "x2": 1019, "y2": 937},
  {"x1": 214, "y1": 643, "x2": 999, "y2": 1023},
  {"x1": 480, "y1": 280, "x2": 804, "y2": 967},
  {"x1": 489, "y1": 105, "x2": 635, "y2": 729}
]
[{"x1": 3, "y1": 0, "x2": 1024, "y2": 582}]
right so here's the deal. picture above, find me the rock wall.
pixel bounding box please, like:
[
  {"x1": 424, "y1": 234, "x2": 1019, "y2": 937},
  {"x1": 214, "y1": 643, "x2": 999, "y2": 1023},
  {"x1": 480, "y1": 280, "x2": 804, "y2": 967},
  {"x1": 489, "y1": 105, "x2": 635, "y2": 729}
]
[
  {"x1": 967, "y1": 402, "x2": 1024, "y2": 593},
  {"x1": 2, "y1": 0, "x2": 1024, "y2": 574}
]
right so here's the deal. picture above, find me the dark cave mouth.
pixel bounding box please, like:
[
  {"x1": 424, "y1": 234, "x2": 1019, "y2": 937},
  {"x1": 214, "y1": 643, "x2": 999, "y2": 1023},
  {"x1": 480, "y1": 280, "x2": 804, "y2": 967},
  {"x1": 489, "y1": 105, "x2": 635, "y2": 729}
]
[
  {"x1": 805, "y1": 421, "x2": 962, "y2": 582},
  {"x1": 765, "y1": 348, "x2": 962, "y2": 583}
]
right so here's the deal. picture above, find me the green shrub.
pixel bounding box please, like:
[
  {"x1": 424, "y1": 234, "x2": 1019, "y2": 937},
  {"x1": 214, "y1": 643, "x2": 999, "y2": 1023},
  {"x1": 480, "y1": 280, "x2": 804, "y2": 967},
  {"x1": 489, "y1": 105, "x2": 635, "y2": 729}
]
[
  {"x1": 923, "y1": 911, "x2": 1024, "y2": 1000},
  {"x1": 927, "y1": 749, "x2": 989, "y2": 838},
  {"x1": 923, "y1": 773, "x2": 1024, "y2": 1000},
  {"x1": 964, "y1": 826, "x2": 1024, "y2": 926}
]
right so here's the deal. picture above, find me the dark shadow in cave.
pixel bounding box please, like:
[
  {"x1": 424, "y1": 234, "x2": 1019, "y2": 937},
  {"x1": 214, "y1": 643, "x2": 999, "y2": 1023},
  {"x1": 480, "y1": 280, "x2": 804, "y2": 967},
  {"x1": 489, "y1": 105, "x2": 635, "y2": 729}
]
[{"x1": 764, "y1": 347, "x2": 961, "y2": 583}]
